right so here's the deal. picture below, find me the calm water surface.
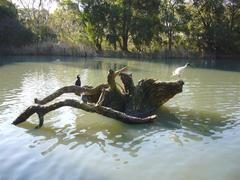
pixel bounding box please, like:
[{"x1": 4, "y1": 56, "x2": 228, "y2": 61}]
[{"x1": 0, "y1": 57, "x2": 240, "y2": 180}]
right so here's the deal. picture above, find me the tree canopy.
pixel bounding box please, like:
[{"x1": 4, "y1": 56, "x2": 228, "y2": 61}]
[{"x1": 1, "y1": 0, "x2": 240, "y2": 57}]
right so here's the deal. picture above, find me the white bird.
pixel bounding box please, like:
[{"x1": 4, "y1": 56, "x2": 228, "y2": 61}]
[{"x1": 172, "y1": 63, "x2": 191, "y2": 77}]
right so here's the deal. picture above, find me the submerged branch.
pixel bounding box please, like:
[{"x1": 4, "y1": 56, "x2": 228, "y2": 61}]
[{"x1": 12, "y1": 99, "x2": 156, "y2": 128}]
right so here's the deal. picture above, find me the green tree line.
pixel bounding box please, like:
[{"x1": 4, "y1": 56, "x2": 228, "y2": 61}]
[{"x1": 1, "y1": 0, "x2": 240, "y2": 57}]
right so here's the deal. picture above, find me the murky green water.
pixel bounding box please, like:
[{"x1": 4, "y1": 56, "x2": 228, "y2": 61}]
[{"x1": 0, "y1": 56, "x2": 240, "y2": 180}]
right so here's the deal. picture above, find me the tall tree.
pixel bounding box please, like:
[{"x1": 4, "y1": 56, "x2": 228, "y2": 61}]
[
  {"x1": 105, "y1": 3, "x2": 121, "y2": 50},
  {"x1": 81, "y1": 0, "x2": 109, "y2": 51},
  {"x1": 130, "y1": 0, "x2": 160, "y2": 52},
  {"x1": 49, "y1": 0, "x2": 85, "y2": 44},
  {"x1": 223, "y1": 0, "x2": 240, "y2": 54},
  {"x1": 190, "y1": 0, "x2": 226, "y2": 55},
  {"x1": 119, "y1": 0, "x2": 132, "y2": 52},
  {"x1": 159, "y1": 0, "x2": 189, "y2": 54},
  {"x1": 17, "y1": 0, "x2": 55, "y2": 42}
]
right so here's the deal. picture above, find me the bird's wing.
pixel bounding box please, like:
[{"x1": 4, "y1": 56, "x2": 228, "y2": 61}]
[
  {"x1": 172, "y1": 66, "x2": 185, "y2": 76},
  {"x1": 176, "y1": 67, "x2": 184, "y2": 74},
  {"x1": 172, "y1": 70, "x2": 177, "y2": 76},
  {"x1": 173, "y1": 67, "x2": 180, "y2": 75}
]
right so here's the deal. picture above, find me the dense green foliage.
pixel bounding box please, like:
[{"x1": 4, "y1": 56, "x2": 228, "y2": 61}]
[
  {"x1": 79, "y1": 0, "x2": 240, "y2": 56},
  {"x1": 1, "y1": 0, "x2": 240, "y2": 57}
]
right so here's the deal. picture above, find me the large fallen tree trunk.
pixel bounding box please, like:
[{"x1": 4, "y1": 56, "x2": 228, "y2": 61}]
[{"x1": 13, "y1": 68, "x2": 184, "y2": 128}]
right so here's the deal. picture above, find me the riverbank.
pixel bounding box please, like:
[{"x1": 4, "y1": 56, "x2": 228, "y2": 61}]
[
  {"x1": 0, "y1": 42, "x2": 96, "y2": 57},
  {"x1": 0, "y1": 42, "x2": 239, "y2": 60},
  {"x1": 98, "y1": 50, "x2": 240, "y2": 60},
  {"x1": 98, "y1": 50, "x2": 200, "y2": 60}
]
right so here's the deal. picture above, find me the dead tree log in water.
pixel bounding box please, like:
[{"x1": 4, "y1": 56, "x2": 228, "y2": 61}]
[
  {"x1": 34, "y1": 84, "x2": 109, "y2": 105},
  {"x1": 13, "y1": 69, "x2": 184, "y2": 128},
  {"x1": 12, "y1": 99, "x2": 157, "y2": 128}
]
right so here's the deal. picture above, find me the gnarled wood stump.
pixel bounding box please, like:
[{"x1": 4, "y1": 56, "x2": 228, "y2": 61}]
[{"x1": 13, "y1": 69, "x2": 184, "y2": 128}]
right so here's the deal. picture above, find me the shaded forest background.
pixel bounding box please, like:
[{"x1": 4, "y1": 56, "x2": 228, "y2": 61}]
[{"x1": 0, "y1": 0, "x2": 240, "y2": 58}]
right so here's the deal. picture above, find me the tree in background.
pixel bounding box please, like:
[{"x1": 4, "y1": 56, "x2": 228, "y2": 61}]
[
  {"x1": 130, "y1": 0, "x2": 160, "y2": 52},
  {"x1": 222, "y1": 0, "x2": 240, "y2": 55},
  {"x1": 17, "y1": 0, "x2": 56, "y2": 42},
  {"x1": 105, "y1": 3, "x2": 121, "y2": 50},
  {"x1": 1, "y1": 0, "x2": 240, "y2": 57},
  {"x1": 0, "y1": 0, "x2": 34, "y2": 49},
  {"x1": 118, "y1": 0, "x2": 132, "y2": 52},
  {"x1": 81, "y1": 0, "x2": 109, "y2": 52},
  {"x1": 159, "y1": 0, "x2": 190, "y2": 54},
  {"x1": 189, "y1": 0, "x2": 228, "y2": 56},
  {"x1": 81, "y1": 0, "x2": 160, "y2": 52},
  {"x1": 49, "y1": 0, "x2": 85, "y2": 44}
]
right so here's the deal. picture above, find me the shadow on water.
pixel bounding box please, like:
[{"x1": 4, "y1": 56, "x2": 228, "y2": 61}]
[
  {"x1": 59, "y1": 58, "x2": 143, "y2": 73},
  {"x1": 0, "y1": 56, "x2": 142, "y2": 75},
  {"x1": 1, "y1": 56, "x2": 240, "y2": 72},
  {"x1": 149, "y1": 58, "x2": 240, "y2": 72},
  {"x1": 190, "y1": 59, "x2": 240, "y2": 72},
  {"x1": 0, "y1": 56, "x2": 60, "y2": 67},
  {"x1": 16, "y1": 106, "x2": 233, "y2": 157},
  {"x1": 61, "y1": 59, "x2": 126, "y2": 71},
  {"x1": 158, "y1": 107, "x2": 234, "y2": 138}
]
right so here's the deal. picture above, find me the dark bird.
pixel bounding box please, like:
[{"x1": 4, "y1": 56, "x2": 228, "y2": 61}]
[{"x1": 75, "y1": 75, "x2": 81, "y2": 86}]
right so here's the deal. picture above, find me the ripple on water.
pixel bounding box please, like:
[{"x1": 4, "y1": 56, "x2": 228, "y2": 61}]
[{"x1": 0, "y1": 58, "x2": 240, "y2": 180}]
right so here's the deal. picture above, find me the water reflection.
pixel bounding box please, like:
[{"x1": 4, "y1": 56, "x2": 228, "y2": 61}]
[
  {"x1": 196, "y1": 59, "x2": 240, "y2": 72},
  {"x1": 156, "y1": 107, "x2": 232, "y2": 141},
  {"x1": 1, "y1": 57, "x2": 240, "y2": 180},
  {"x1": 60, "y1": 58, "x2": 143, "y2": 73},
  {"x1": 1, "y1": 56, "x2": 240, "y2": 72},
  {"x1": 17, "y1": 120, "x2": 163, "y2": 157},
  {"x1": 150, "y1": 58, "x2": 240, "y2": 72},
  {"x1": 0, "y1": 57, "x2": 239, "y2": 158},
  {"x1": 12, "y1": 104, "x2": 232, "y2": 157}
]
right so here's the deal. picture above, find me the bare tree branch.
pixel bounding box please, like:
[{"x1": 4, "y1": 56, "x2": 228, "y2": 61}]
[{"x1": 12, "y1": 99, "x2": 156, "y2": 128}]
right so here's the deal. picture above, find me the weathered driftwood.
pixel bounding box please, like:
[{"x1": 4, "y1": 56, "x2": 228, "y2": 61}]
[
  {"x1": 13, "y1": 68, "x2": 184, "y2": 128},
  {"x1": 12, "y1": 99, "x2": 157, "y2": 128},
  {"x1": 34, "y1": 84, "x2": 109, "y2": 105},
  {"x1": 119, "y1": 72, "x2": 184, "y2": 117}
]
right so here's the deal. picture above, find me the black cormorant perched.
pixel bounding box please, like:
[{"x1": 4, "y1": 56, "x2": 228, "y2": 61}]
[{"x1": 75, "y1": 75, "x2": 81, "y2": 86}]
